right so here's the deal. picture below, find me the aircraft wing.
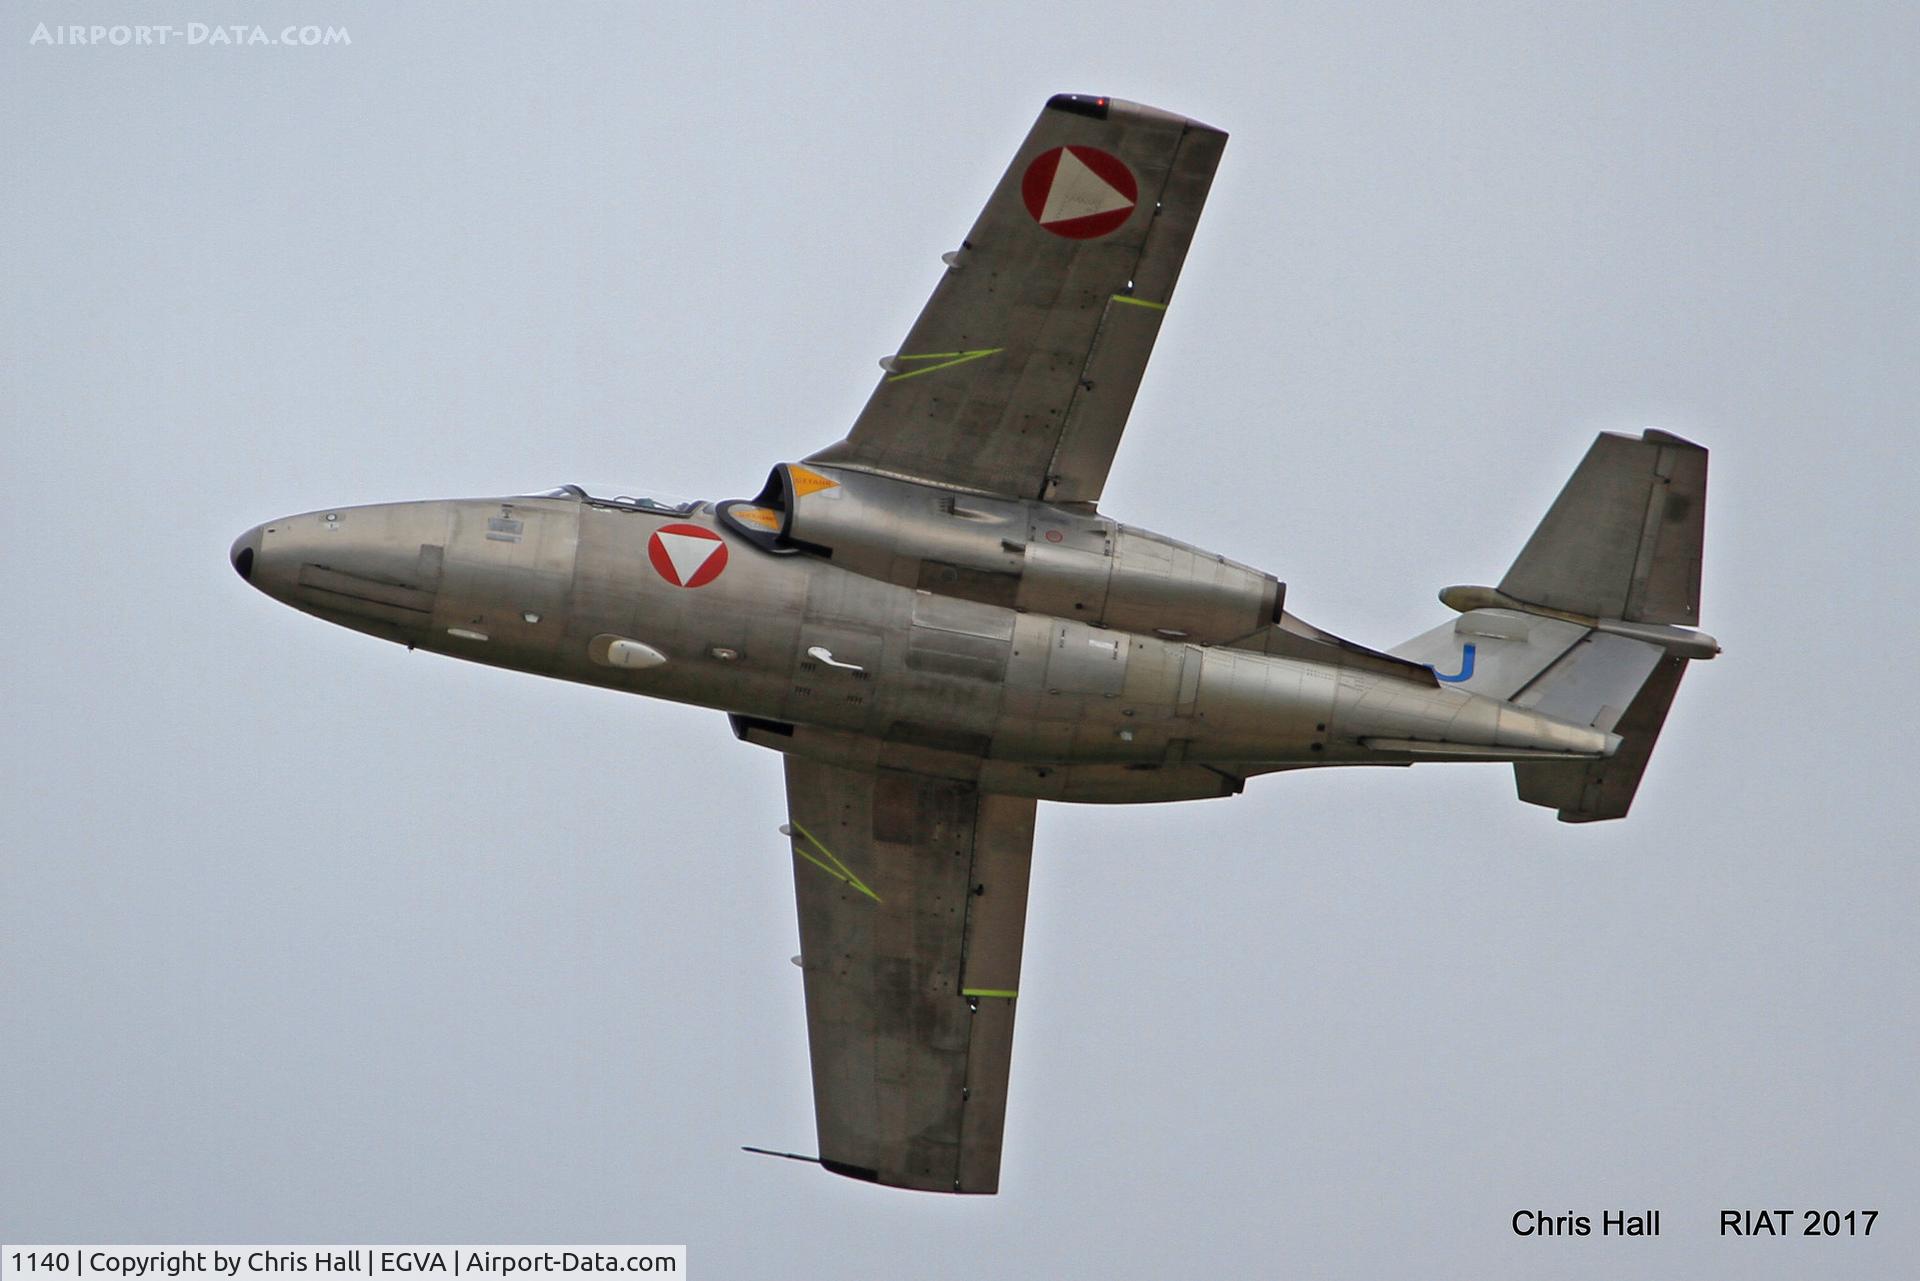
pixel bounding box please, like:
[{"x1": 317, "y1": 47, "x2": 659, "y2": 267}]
[
  {"x1": 782, "y1": 756, "x2": 1036, "y2": 1193},
  {"x1": 806, "y1": 95, "x2": 1227, "y2": 506}
]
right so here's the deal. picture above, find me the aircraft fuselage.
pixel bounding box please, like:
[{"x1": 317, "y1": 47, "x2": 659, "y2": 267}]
[{"x1": 232, "y1": 487, "x2": 1611, "y2": 801}]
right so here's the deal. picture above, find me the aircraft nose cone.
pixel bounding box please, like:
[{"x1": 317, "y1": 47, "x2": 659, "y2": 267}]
[{"x1": 230, "y1": 525, "x2": 262, "y2": 583}]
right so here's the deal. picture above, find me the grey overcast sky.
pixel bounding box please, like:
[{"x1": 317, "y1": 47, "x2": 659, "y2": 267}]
[{"x1": 3, "y1": 3, "x2": 1916, "y2": 1276}]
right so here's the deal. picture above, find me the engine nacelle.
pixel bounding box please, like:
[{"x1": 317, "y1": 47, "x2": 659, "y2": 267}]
[{"x1": 724, "y1": 463, "x2": 1281, "y2": 644}]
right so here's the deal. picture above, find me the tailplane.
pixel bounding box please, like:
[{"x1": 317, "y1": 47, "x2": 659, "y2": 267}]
[{"x1": 1390, "y1": 430, "x2": 1717, "y2": 822}]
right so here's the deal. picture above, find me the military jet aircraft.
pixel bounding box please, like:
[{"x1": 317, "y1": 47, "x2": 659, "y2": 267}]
[{"x1": 231, "y1": 94, "x2": 1717, "y2": 1194}]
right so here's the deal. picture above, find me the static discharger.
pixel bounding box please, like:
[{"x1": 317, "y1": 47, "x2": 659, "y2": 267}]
[{"x1": 742, "y1": 1145, "x2": 822, "y2": 1166}]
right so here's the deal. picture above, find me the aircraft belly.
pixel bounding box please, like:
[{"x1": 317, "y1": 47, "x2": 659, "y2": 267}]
[
  {"x1": 548, "y1": 527, "x2": 1549, "y2": 778},
  {"x1": 989, "y1": 639, "x2": 1340, "y2": 769},
  {"x1": 1179, "y1": 646, "x2": 1337, "y2": 761}
]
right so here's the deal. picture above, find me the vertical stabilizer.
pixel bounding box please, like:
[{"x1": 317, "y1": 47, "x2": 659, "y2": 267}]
[
  {"x1": 1514, "y1": 653, "x2": 1690, "y2": 822},
  {"x1": 1498, "y1": 429, "x2": 1706, "y2": 625}
]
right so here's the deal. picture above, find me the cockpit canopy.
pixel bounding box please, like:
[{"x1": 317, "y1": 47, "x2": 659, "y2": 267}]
[{"x1": 539, "y1": 484, "x2": 703, "y2": 516}]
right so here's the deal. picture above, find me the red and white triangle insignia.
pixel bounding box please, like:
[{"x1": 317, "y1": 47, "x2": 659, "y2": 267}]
[
  {"x1": 1039, "y1": 148, "x2": 1135, "y2": 225},
  {"x1": 1021, "y1": 145, "x2": 1139, "y2": 240},
  {"x1": 647, "y1": 523, "x2": 729, "y2": 588}
]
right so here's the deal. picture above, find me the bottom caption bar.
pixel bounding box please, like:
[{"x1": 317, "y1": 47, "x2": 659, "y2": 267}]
[{"x1": 3, "y1": 1250, "x2": 686, "y2": 1280}]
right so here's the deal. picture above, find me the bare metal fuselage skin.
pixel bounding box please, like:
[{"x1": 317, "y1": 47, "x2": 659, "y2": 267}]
[{"x1": 231, "y1": 475, "x2": 1611, "y2": 800}]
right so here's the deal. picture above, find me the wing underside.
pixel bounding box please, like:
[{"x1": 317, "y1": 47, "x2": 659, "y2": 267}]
[
  {"x1": 807, "y1": 95, "x2": 1227, "y2": 505},
  {"x1": 783, "y1": 756, "x2": 1036, "y2": 1193}
]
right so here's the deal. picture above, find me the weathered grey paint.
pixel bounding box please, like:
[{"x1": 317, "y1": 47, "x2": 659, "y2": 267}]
[
  {"x1": 233, "y1": 481, "x2": 1618, "y2": 796},
  {"x1": 226, "y1": 101, "x2": 1715, "y2": 1199}
]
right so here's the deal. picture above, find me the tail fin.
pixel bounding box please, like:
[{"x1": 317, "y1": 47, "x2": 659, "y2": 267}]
[
  {"x1": 1499, "y1": 428, "x2": 1706, "y2": 626},
  {"x1": 1390, "y1": 430, "x2": 1716, "y2": 822}
]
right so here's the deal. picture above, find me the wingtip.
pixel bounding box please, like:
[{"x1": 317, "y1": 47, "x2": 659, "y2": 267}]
[
  {"x1": 1641, "y1": 427, "x2": 1707, "y2": 451},
  {"x1": 1046, "y1": 92, "x2": 1225, "y2": 136},
  {"x1": 1046, "y1": 92, "x2": 1112, "y2": 120},
  {"x1": 820, "y1": 1157, "x2": 882, "y2": 1183}
]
